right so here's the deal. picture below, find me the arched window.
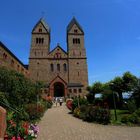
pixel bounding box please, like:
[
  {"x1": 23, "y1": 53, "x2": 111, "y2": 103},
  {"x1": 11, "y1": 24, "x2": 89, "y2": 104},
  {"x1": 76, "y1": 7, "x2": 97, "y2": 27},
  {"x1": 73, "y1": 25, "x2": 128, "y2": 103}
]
[
  {"x1": 73, "y1": 38, "x2": 80, "y2": 44},
  {"x1": 74, "y1": 89, "x2": 77, "y2": 93},
  {"x1": 41, "y1": 38, "x2": 44, "y2": 44},
  {"x1": 3, "y1": 53, "x2": 7, "y2": 60},
  {"x1": 57, "y1": 64, "x2": 60, "y2": 71},
  {"x1": 78, "y1": 38, "x2": 80, "y2": 44},
  {"x1": 63, "y1": 63, "x2": 67, "y2": 71},
  {"x1": 79, "y1": 89, "x2": 82, "y2": 93},
  {"x1": 36, "y1": 38, "x2": 38, "y2": 44},
  {"x1": 74, "y1": 29, "x2": 78, "y2": 33},
  {"x1": 39, "y1": 28, "x2": 42, "y2": 32},
  {"x1": 50, "y1": 64, "x2": 54, "y2": 72},
  {"x1": 39, "y1": 38, "x2": 42, "y2": 44}
]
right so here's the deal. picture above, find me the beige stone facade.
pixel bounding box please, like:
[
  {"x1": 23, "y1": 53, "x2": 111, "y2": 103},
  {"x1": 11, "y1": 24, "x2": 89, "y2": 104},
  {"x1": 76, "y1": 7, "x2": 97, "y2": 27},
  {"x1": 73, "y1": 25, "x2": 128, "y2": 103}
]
[{"x1": 29, "y1": 18, "x2": 88, "y2": 97}]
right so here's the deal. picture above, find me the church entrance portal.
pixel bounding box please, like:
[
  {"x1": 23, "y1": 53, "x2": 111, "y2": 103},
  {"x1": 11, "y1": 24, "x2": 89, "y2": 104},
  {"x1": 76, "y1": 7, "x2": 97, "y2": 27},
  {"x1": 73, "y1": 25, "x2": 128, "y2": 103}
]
[{"x1": 54, "y1": 82, "x2": 64, "y2": 97}]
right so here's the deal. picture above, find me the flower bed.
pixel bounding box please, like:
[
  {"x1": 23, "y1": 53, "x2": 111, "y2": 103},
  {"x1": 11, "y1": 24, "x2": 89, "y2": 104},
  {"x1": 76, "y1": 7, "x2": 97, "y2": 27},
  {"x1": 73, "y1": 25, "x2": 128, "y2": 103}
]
[{"x1": 4, "y1": 121, "x2": 39, "y2": 140}]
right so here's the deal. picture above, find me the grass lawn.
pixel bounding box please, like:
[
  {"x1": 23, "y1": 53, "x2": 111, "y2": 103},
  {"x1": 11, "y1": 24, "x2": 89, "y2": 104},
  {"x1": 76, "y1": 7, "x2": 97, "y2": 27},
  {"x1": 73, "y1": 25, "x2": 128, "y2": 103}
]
[{"x1": 110, "y1": 109, "x2": 130, "y2": 125}]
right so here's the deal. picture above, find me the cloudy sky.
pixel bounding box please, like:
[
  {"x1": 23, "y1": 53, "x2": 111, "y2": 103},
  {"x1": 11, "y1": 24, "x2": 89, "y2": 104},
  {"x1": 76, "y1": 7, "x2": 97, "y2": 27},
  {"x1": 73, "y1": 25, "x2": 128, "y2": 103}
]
[{"x1": 0, "y1": 0, "x2": 140, "y2": 85}]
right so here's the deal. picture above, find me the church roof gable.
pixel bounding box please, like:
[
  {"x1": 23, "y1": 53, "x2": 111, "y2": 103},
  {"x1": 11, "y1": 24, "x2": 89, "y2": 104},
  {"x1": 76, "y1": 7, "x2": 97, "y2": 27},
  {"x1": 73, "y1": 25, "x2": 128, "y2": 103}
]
[
  {"x1": 48, "y1": 45, "x2": 67, "y2": 58},
  {"x1": 67, "y1": 17, "x2": 84, "y2": 34},
  {"x1": 49, "y1": 45, "x2": 67, "y2": 55},
  {"x1": 32, "y1": 18, "x2": 50, "y2": 33}
]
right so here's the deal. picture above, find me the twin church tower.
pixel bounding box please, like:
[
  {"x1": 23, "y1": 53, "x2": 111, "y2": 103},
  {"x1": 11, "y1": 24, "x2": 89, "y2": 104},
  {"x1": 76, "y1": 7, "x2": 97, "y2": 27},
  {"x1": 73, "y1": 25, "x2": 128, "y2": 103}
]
[{"x1": 29, "y1": 17, "x2": 88, "y2": 97}]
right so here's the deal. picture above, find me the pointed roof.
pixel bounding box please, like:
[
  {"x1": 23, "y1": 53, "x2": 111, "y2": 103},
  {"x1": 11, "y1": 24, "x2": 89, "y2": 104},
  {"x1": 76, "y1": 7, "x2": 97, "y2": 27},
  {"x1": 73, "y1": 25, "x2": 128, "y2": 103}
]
[
  {"x1": 32, "y1": 18, "x2": 50, "y2": 33},
  {"x1": 67, "y1": 17, "x2": 84, "y2": 33}
]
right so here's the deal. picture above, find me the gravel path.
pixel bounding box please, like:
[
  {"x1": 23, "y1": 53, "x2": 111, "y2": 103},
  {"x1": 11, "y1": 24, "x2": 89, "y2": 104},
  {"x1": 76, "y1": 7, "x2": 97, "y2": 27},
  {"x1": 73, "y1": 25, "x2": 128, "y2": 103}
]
[{"x1": 37, "y1": 104, "x2": 140, "y2": 140}]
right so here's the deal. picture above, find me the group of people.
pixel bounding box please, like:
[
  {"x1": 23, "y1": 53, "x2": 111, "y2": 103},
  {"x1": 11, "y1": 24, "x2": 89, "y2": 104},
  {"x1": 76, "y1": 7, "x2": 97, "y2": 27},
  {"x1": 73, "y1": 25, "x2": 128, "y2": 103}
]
[{"x1": 53, "y1": 97, "x2": 63, "y2": 106}]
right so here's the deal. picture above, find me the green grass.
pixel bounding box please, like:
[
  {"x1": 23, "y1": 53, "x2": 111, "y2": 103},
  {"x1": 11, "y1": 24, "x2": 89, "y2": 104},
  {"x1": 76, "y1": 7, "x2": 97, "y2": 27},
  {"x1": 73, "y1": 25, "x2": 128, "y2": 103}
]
[{"x1": 110, "y1": 109, "x2": 130, "y2": 125}]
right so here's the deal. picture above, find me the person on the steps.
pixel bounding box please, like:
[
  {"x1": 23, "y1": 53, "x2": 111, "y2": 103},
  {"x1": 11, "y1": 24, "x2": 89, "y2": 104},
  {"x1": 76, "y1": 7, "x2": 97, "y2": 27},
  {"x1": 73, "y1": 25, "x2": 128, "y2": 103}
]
[{"x1": 59, "y1": 97, "x2": 63, "y2": 106}]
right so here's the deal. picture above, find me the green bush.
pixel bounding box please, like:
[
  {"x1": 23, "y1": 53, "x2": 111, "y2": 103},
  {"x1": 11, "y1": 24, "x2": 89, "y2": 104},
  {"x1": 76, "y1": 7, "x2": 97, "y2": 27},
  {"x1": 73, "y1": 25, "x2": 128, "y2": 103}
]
[
  {"x1": 128, "y1": 113, "x2": 140, "y2": 124},
  {"x1": 73, "y1": 105, "x2": 111, "y2": 124},
  {"x1": 72, "y1": 97, "x2": 88, "y2": 112},
  {"x1": 46, "y1": 101, "x2": 53, "y2": 108},
  {"x1": 88, "y1": 106, "x2": 111, "y2": 124},
  {"x1": 25, "y1": 103, "x2": 45, "y2": 121},
  {"x1": 121, "y1": 109, "x2": 140, "y2": 124},
  {"x1": 127, "y1": 100, "x2": 137, "y2": 113},
  {"x1": 73, "y1": 107, "x2": 81, "y2": 118},
  {"x1": 121, "y1": 114, "x2": 130, "y2": 123},
  {"x1": 135, "y1": 108, "x2": 140, "y2": 116}
]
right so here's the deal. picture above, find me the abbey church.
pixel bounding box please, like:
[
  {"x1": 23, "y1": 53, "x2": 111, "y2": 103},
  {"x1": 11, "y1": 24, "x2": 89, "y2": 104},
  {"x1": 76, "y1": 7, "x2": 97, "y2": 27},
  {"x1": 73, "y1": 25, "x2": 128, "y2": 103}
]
[{"x1": 0, "y1": 17, "x2": 88, "y2": 97}]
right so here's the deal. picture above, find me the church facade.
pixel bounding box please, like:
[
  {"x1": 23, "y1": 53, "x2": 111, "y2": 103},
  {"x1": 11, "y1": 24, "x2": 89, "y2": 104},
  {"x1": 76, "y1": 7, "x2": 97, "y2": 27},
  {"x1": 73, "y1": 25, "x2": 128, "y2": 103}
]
[{"x1": 29, "y1": 17, "x2": 88, "y2": 97}]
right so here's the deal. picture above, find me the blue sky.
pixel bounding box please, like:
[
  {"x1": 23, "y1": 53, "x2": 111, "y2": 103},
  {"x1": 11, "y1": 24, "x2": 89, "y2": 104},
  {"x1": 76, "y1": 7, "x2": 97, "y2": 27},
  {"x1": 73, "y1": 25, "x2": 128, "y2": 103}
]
[{"x1": 0, "y1": 0, "x2": 140, "y2": 85}]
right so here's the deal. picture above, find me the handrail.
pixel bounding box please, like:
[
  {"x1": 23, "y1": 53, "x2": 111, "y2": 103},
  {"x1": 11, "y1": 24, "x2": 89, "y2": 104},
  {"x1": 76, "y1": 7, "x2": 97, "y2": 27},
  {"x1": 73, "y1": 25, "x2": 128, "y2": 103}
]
[{"x1": 0, "y1": 100, "x2": 20, "y2": 113}]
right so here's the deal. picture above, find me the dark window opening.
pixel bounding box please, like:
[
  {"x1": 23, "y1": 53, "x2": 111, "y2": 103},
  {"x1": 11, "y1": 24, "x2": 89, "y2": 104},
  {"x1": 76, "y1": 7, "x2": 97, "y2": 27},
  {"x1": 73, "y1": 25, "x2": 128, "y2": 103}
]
[
  {"x1": 77, "y1": 38, "x2": 80, "y2": 44},
  {"x1": 36, "y1": 38, "x2": 38, "y2": 44},
  {"x1": 79, "y1": 89, "x2": 82, "y2": 93},
  {"x1": 57, "y1": 64, "x2": 60, "y2": 71},
  {"x1": 74, "y1": 89, "x2": 77, "y2": 93},
  {"x1": 69, "y1": 89, "x2": 72, "y2": 93},
  {"x1": 3, "y1": 53, "x2": 7, "y2": 60},
  {"x1": 74, "y1": 29, "x2": 78, "y2": 33},
  {"x1": 50, "y1": 64, "x2": 54, "y2": 72},
  {"x1": 39, "y1": 28, "x2": 42, "y2": 32},
  {"x1": 39, "y1": 38, "x2": 41, "y2": 44},
  {"x1": 73, "y1": 38, "x2": 80, "y2": 44},
  {"x1": 63, "y1": 63, "x2": 67, "y2": 71},
  {"x1": 36, "y1": 38, "x2": 44, "y2": 44},
  {"x1": 42, "y1": 38, "x2": 44, "y2": 44}
]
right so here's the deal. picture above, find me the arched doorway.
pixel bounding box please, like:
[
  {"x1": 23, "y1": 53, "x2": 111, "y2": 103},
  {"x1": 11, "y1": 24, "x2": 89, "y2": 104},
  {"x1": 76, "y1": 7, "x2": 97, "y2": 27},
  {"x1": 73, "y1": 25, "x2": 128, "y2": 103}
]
[{"x1": 54, "y1": 82, "x2": 64, "y2": 97}]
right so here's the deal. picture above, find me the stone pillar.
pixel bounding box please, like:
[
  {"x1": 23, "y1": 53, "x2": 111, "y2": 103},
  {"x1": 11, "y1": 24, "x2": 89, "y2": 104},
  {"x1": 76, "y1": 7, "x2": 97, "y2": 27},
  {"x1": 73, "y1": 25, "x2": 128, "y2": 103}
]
[{"x1": 0, "y1": 106, "x2": 6, "y2": 140}]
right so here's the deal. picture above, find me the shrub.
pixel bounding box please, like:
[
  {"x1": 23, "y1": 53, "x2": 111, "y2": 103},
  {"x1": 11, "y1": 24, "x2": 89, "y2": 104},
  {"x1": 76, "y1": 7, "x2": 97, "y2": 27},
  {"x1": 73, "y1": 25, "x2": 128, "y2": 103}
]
[
  {"x1": 73, "y1": 105, "x2": 111, "y2": 124},
  {"x1": 72, "y1": 97, "x2": 88, "y2": 112},
  {"x1": 46, "y1": 101, "x2": 53, "y2": 109},
  {"x1": 135, "y1": 108, "x2": 140, "y2": 117},
  {"x1": 128, "y1": 113, "x2": 140, "y2": 124},
  {"x1": 121, "y1": 110, "x2": 140, "y2": 124},
  {"x1": 88, "y1": 106, "x2": 111, "y2": 124},
  {"x1": 127, "y1": 100, "x2": 137, "y2": 113},
  {"x1": 121, "y1": 114, "x2": 130, "y2": 123},
  {"x1": 73, "y1": 107, "x2": 81, "y2": 118},
  {"x1": 25, "y1": 103, "x2": 45, "y2": 121}
]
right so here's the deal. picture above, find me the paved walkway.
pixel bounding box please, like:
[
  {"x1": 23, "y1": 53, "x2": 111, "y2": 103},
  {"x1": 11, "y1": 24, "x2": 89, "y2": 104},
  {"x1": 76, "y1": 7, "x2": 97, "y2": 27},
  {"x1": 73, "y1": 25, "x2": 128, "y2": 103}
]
[{"x1": 37, "y1": 104, "x2": 140, "y2": 140}]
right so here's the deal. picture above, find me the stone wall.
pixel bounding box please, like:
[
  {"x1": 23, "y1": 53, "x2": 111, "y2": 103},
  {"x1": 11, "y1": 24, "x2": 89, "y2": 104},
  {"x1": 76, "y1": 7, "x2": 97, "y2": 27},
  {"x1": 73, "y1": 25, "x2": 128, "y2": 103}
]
[{"x1": 0, "y1": 42, "x2": 29, "y2": 77}]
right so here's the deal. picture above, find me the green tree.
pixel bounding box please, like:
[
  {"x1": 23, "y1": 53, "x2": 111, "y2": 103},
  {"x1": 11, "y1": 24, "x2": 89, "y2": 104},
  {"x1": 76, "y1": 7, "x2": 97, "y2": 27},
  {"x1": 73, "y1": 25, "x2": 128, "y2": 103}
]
[
  {"x1": 92, "y1": 82, "x2": 103, "y2": 94},
  {"x1": 109, "y1": 76, "x2": 124, "y2": 108},
  {"x1": 122, "y1": 71, "x2": 138, "y2": 92},
  {"x1": 132, "y1": 79, "x2": 140, "y2": 108}
]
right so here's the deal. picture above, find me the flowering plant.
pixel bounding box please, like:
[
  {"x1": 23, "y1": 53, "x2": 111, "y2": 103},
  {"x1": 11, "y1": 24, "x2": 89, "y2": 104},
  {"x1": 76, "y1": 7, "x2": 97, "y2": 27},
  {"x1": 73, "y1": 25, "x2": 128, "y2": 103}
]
[{"x1": 28, "y1": 123, "x2": 39, "y2": 138}]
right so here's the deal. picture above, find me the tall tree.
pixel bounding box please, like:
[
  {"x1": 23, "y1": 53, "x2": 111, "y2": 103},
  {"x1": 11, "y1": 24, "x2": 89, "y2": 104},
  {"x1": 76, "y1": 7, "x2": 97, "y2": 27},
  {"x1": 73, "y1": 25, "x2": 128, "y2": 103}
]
[{"x1": 109, "y1": 76, "x2": 124, "y2": 108}]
